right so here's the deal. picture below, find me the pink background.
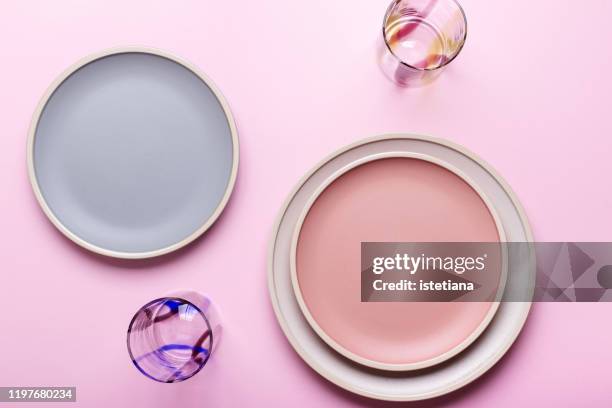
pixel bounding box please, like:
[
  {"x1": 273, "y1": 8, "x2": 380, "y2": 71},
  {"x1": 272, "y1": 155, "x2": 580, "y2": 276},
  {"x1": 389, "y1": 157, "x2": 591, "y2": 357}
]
[{"x1": 1, "y1": 0, "x2": 611, "y2": 406}]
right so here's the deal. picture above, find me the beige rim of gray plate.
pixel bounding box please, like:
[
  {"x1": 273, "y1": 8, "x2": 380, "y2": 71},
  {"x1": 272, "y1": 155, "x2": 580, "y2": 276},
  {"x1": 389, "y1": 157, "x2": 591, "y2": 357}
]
[
  {"x1": 268, "y1": 134, "x2": 534, "y2": 401},
  {"x1": 27, "y1": 47, "x2": 239, "y2": 259},
  {"x1": 289, "y1": 151, "x2": 508, "y2": 371}
]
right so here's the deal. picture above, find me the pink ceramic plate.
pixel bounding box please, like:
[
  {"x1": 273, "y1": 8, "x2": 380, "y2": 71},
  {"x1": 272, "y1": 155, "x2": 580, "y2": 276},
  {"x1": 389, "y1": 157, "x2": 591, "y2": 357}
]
[{"x1": 290, "y1": 152, "x2": 506, "y2": 371}]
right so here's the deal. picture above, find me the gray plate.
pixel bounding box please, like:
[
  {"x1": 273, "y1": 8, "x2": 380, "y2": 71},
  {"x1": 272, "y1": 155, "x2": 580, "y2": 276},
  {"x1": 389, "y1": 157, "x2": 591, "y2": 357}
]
[{"x1": 28, "y1": 49, "x2": 239, "y2": 258}]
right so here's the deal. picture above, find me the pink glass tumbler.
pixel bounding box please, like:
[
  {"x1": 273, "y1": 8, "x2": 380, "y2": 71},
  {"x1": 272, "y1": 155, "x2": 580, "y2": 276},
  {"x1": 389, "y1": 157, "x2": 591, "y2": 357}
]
[{"x1": 379, "y1": 0, "x2": 467, "y2": 87}]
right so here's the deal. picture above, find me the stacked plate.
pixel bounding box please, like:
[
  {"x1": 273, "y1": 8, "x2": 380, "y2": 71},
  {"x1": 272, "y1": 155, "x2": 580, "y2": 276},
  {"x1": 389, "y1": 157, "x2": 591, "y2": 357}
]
[{"x1": 268, "y1": 135, "x2": 534, "y2": 401}]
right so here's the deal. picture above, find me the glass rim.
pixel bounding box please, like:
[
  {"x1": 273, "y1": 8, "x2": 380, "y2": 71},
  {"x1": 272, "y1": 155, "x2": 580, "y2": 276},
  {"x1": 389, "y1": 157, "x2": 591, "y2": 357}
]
[
  {"x1": 382, "y1": 0, "x2": 468, "y2": 72},
  {"x1": 126, "y1": 296, "x2": 214, "y2": 383}
]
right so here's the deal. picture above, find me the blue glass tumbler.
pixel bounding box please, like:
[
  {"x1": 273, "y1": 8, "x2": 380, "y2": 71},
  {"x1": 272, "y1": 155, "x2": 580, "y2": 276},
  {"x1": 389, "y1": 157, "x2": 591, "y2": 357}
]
[{"x1": 127, "y1": 292, "x2": 221, "y2": 382}]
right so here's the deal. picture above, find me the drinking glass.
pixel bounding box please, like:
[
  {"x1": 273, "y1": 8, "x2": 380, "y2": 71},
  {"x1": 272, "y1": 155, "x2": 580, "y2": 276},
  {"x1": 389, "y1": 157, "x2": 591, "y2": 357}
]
[
  {"x1": 379, "y1": 0, "x2": 467, "y2": 87},
  {"x1": 127, "y1": 292, "x2": 221, "y2": 383}
]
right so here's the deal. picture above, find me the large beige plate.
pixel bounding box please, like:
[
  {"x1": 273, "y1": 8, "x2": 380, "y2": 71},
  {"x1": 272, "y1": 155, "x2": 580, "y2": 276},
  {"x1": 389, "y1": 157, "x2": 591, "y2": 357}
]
[{"x1": 268, "y1": 134, "x2": 534, "y2": 401}]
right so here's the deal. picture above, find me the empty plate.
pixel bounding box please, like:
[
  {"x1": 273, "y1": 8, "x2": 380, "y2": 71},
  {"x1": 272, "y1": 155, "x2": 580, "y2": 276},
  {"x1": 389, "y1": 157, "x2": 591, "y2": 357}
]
[
  {"x1": 268, "y1": 135, "x2": 534, "y2": 400},
  {"x1": 290, "y1": 152, "x2": 506, "y2": 371},
  {"x1": 27, "y1": 48, "x2": 239, "y2": 258}
]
